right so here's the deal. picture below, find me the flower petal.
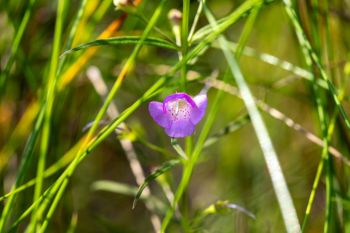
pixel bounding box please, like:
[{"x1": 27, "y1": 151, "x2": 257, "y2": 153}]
[
  {"x1": 164, "y1": 92, "x2": 197, "y2": 108},
  {"x1": 191, "y1": 93, "x2": 208, "y2": 124},
  {"x1": 149, "y1": 101, "x2": 170, "y2": 128},
  {"x1": 165, "y1": 120, "x2": 195, "y2": 138}
]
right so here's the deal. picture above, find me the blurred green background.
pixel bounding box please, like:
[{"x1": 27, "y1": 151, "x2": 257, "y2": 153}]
[{"x1": 1, "y1": 0, "x2": 350, "y2": 232}]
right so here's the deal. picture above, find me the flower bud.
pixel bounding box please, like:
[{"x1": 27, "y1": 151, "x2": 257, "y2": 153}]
[
  {"x1": 168, "y1": 9, "x2": 182, "y2": 26},
  {"x1": 113, "y1": 0, "x2": 134, "y2": 9}
]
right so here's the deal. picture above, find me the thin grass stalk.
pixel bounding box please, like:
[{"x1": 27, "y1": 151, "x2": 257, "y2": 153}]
[
  {"x1": 181, "y1": 0, "x2": 190, "y2": 91},
  {"x1": 323, "y1": 0, "x2": 337, "y2": 83},
  {"x1": 204, "y1": 4, "x2": 301, "y2": 233},
  {"x1": 58, "y1": 0, "x2": 144, "y2": 90},
  {"x1": 0, "y1": 106, "x2": 44, "y2": 232},
  {"x1": 309, "y1": 1, "x2": 334, "y2": 230},
  {"x1": 29, "y1": 0, "x2": 67, "y2": 231},
  {"x1": 57, "y1": 17, "x2": 126, "y2": 90},
  {"x1": 56, "y1": 0, "x2": 88, "y2": 76},
  {"x1": 66, "y1": 212, "x2": 78, "y2": 233},
  {"x1": 282, "y1": 0, "x2": 350, "y2": 130},
  {"x1": 0, "y1": 0, "x2": 37, "y2": 94},
  {"x1": 310, "y1": 0, "x2": 321, "y2": 56},
  {"x1": 282, "y1": 1, "x2": 336, "y2": 231},
  {"x1": 234, "y1": 3, "x2": 261, "y2": 59},
  {"x1": 181, "y1": 0, "x2": 193, "y2": 171},
  {"x1": 301, "y1": 101, "x2": 343, "y2": 232},
  {"x1": 188, "y1": 0, "x2": 204, "y2": 42},
  {"x1": 301, "y1": 76, "x2": 349, "y2": 232}
]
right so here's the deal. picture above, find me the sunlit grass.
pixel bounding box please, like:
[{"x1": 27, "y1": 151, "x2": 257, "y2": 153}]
[{"x1": 0, "y1": 0, "x2": 350, "y2": 232}]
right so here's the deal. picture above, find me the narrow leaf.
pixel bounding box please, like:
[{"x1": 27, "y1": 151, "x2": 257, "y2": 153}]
[
  {"x1": 171, "y1": 138, "x2": 188, "y2": 160},
  {"x1": 133, "y1": 159, "x2": 180, "y2": 209},
  {"x1": 61, "y1": 36, "x2": 179, "y2": 57}
]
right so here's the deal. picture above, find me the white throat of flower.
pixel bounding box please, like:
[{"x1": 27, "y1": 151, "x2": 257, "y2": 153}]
[{"x1": 166, "y1": 99, "x2": 192, "y2": 121}]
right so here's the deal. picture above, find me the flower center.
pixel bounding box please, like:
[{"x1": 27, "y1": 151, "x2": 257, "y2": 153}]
[{"x1": 166, "y1": 99, "x2": 192, "y2": 121}]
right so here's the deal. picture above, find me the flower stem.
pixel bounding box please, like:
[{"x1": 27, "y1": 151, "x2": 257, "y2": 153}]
[{"x1": 181, "y1": 0, "x2": 190, "y2": 91}]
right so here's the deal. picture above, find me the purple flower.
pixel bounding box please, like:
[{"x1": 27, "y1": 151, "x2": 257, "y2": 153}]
[{"x1": 148, "y1": 92, "x2": 207, "y2": 138}]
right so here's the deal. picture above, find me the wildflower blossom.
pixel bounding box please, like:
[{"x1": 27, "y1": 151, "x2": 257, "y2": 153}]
[{"x1": 148, "y1": 91, "x2": 207, "y2": 138}]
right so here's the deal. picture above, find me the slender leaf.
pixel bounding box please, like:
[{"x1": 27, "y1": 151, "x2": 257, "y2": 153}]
[
  {"x1": 61, "y1": 36, "x2": 179, "y2": 57},
  {"x1": 133, "y1": 159, "x2": 180, "y2": 209},
  {"x1": 171, "y1": 138, "x2": 188, "y2": 160}
]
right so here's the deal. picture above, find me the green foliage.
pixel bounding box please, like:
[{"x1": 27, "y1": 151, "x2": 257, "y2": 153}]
[{"x1": 1, "y1": 0, "x2": 350, "y2": 232}]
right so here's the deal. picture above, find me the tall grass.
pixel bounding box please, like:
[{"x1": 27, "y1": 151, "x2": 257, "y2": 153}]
[{"x1": 0, "y1": 0, "x2": 350, "y2": 232}]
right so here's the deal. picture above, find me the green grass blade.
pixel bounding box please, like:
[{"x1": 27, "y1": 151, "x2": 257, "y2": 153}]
[
  {"x1": 234, "y1": 2, "x2": 261, "y2": 59},
  {"x1": 61, "y1": 36, "x2": 179, "y2": 57},
  {"x1": 204, "y1": 5, "x2": 301, "y2": 233},
  {"x1": 92, "y1": 180, "x2": 167, "y2": 212},
  {"x1": 188, "y1": 0, "x2": 204, "y2": 42},
  {"x1": 132, "y1": 159, "x2": 181, "y2": 209},
  {"x1": 0, "y1": 106, "x2": 44, "y2": 231},
  {"x1": 190, "y1": 0, "x2": 274, "y2": 45},
  {"x1": 92, "y1": 181, "x2": 141, "y2": 197},
  {"x1": 29, "y1": 0, "x2": 67, "y2": 231},
  {"x1": 66, "y1": 212, "x2": 78, "y2": 233},
  {"x1": 171, "y1": 139, "x2": 188, "y2": 160},
  {"x1": 282, "y1": 0, "x2": 350, "y2": 130},
  {"x1": 0, "y1": 0, "x2": 37, "y2": 94},
  {"x1": 301, "y1": 77, "x2": 349, "y2": 232}
]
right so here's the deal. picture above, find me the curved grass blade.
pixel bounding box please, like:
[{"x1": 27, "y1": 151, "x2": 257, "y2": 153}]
[
  {"x1": 92, "y1": 181, "x2": 142, "y2": 197},
  {"x1": 0, "y1": 0, "x2": 37, "y2": 94},
  {"x1": 92, "y1": 180, "x2": 167, "y2": 215},
  {"x1": 192, "y1": 200, "x2": 255, "y2": 231},
  {"x1": 132, "y1": 159, "x2": 181, "y2": 209},
  {"x1": 61, "y1": 36, "x2": 179, "y2": 57},
  {"x1": 191, "y1": 16, "x2": 237, "y2": 44},
  {"x1": 190, "y1": 0, "x2": 274, "y2": 44},
  {"x1": 204, "y1": 200, "x2": 256, "y2": 220},
  {"x1": 29, "y1": 0, "x2": 67, "y2": 230}
]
